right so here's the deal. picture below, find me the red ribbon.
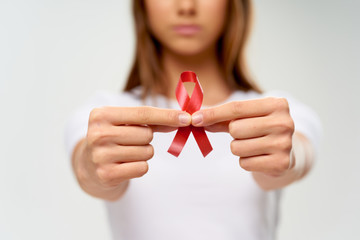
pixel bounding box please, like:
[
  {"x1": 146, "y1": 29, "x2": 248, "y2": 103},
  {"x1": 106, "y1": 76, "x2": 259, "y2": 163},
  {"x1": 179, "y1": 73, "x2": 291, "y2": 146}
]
[{"x1": 168, "y1": 71, "x2": 213, "y2": 157}]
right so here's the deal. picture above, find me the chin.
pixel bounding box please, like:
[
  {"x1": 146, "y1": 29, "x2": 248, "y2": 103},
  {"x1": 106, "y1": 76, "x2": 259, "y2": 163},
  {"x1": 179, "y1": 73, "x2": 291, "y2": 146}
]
[{"x1": 169, "y1": 43, "x2": 211, "y2": 57}]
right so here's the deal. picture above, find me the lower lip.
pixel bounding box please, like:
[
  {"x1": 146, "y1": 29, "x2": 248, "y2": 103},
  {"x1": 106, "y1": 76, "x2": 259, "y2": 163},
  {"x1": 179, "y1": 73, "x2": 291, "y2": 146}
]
[{"x1": 173, "y1": 26, "x2": 201, "y2": 36}]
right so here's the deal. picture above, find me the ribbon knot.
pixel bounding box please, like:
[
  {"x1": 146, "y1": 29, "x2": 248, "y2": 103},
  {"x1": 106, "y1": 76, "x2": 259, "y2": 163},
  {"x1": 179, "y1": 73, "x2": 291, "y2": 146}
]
[{"x1": 168, "y1": 71, "x2": 213, "y2": 157}]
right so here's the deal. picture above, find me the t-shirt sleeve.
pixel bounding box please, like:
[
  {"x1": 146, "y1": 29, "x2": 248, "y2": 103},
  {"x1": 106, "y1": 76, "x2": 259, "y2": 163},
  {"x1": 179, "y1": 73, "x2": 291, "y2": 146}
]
[
  {"x1": 263, "y1": 90, "x2": 323, "y2": 157},
  {"x1": 64, "y1": 91, "x2": 110, "y2": 159}
]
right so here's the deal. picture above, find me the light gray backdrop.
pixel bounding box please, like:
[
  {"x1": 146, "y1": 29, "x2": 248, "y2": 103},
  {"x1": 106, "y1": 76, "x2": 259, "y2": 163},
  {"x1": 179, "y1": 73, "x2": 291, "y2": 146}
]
[{"x1": 1, "y1": 0, "x2": 359, "y2": 239}]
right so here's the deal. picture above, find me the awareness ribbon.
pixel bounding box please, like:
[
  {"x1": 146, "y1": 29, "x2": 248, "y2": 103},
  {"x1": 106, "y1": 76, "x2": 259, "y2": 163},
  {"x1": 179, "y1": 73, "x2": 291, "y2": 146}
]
[{"x1": 168, "y1": 71, "x2": 213, "y2": 157}]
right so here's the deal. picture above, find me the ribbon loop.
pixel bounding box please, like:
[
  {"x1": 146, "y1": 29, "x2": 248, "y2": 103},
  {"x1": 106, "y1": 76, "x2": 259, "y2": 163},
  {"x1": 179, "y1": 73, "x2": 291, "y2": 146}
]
[{"x1": 168, "y1": 71, "x2": 213, "y2": 157}]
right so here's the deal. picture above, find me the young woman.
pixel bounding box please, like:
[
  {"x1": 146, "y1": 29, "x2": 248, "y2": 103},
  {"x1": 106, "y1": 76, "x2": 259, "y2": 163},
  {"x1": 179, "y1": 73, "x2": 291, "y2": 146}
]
[{"x1": 65, "y1": 0, "x2": 321, "y2": 239}]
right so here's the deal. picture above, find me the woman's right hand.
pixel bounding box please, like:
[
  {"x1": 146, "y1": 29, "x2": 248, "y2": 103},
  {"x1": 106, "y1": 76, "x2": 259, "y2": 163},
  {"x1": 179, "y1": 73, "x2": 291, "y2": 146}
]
[{"x1": 72, "y1": 106, "x2": 191, "y2": 201}]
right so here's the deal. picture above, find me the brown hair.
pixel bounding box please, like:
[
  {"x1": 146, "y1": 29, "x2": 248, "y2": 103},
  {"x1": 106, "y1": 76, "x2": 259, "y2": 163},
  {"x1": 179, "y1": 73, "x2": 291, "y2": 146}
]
[{"x1": 124, "y1": 0, "x2": 262, "y2": 98}]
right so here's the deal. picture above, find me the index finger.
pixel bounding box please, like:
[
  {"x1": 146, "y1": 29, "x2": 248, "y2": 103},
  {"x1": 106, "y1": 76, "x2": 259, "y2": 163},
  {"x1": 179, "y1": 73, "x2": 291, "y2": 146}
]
[
  {"x1": 192, "y1": 97, "x2": 285, "y2": 127},
  {"x1": 90, "y1": 106, "x2": 191, "y2": 127}
]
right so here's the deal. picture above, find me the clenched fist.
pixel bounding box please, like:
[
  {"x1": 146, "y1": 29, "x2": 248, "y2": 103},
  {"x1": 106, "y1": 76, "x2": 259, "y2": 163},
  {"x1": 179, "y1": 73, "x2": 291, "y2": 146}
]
[
  {"x1": 72, "y1": 106, "x2": 191, "y2": 201},
  {"x1": 191, "y1": 97, "x2": 295, "y2": 177}
]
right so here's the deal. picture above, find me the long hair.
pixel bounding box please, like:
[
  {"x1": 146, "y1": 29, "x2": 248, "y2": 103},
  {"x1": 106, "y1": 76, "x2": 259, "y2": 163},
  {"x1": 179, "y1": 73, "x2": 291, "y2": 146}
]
[{"x1": 124, "y1": 0, "x2": 262, "y2": 98}]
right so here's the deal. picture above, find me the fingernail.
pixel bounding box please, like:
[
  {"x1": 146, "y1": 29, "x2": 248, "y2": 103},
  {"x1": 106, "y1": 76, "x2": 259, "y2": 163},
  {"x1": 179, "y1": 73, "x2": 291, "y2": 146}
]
[
  {"x1": 192, "y1": 112, "x2": 203, "y2": 126},
  {"x1": 179, "y1": 113, "x2": 191, "y2": 125}
]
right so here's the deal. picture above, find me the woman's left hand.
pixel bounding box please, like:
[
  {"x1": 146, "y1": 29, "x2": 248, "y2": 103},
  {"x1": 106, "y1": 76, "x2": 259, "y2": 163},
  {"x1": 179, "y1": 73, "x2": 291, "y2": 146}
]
[{"x1": 191, "y1": 97, "x2": 295, "y2": 177}]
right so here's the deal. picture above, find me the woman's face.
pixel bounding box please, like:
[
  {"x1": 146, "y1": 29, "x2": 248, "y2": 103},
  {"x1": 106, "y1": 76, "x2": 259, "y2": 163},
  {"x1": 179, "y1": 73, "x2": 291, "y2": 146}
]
[{"x1": 144, "y1": 0, "x2": 228, "y2": 56}]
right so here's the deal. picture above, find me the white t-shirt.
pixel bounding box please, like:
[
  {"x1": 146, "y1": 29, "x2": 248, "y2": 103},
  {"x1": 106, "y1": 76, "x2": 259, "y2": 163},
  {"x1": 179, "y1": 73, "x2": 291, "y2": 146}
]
[{"x1": 64, "y1": 87, "x2": 321, "y2": 240}]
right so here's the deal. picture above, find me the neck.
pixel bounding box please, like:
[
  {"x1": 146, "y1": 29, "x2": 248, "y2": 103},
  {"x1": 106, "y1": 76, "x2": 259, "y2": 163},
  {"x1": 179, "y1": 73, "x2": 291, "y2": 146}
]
[{"x1": 161, "y1": 47, "x2": 232, "y2": 106}]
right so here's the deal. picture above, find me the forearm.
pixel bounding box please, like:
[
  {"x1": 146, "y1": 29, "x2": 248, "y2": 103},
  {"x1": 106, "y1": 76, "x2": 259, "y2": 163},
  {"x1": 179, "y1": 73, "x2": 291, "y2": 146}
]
[
  {"x1": 252, "y1": 132, "x2": 314, "y2": 191},
  {"x1": 72, "y1": 138, "x2": 129, "y2": 201}
]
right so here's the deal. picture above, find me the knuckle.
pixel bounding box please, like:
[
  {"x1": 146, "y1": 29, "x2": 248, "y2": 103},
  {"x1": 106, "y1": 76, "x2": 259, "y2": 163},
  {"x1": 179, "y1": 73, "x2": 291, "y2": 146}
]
[
  {"x1": 89, "y1": 107, "x2": 106, "y2": 123},
  {"x1": 276, "y1": 118, "x2": 294, "y2": 133},
  {"x1": 96, "y1": 167, "x2": 112, "y2": 185},
  {"x1": 228, "y1": 121, "x2": 237, "y2": 138},
  {"x1": 280, "y1": 135, "x2": 292, "y2": 151},
  {"x1": 143, "y1": 127, "x2": 154, "y2": 144},
  {"x1": 287, "y1": 117, "x2": 295, "y2": 133},
  {"x1": 203, "y1": 108, "x2": 215, "y2": 123},
  {"x1": 166, "y1": 110, "x2": 178, "y2": 124},
  {"x1": 232, "y1": 101, "x2": 243, "y2": 115},
  {"x1": 86, "y1": 129, "x2": 100, "y2": 147},
  {"x1": 136, "y1": 107, "x2": 151, "y2": 122},
  {"x1": 87, "y1": 129, "x2": 106, "y2": 147},
  {"x1": 137, "y1": 161, "x2": 149, "y2": 177},
  {"x1": 230, "y1": 140, "x2": 239, "y2": 156},
  {"x1": 145, "y1": 145, "x2": 155, "y2": 160},
  {"x1": 276, "y1": 98, "x2": 289, "y2": 111},
  {"x1": 285, "y1": 136, "x2": 293, "y2": 151},
  {"x1": 91, "y1": 148, "x2": 106, "y2": 164},
  {"x1": 272, "y1": 136, "x2": 292, "y2": 151},
  {"x1": 239, "y1": 158, "x2": 251, "y2": 171},
  {"x1": 267, "y1": 97, "x2": 278, "y2": 105},
  {"x1": 277, "y1": 155, "x2": 291, "y2": 172}
]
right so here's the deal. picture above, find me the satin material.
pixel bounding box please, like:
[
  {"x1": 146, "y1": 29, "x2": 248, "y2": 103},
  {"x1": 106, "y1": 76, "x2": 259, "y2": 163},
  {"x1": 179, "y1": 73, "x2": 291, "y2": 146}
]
[{"x1": 167, "y1": 71, "x2": 213, "y2": 157}]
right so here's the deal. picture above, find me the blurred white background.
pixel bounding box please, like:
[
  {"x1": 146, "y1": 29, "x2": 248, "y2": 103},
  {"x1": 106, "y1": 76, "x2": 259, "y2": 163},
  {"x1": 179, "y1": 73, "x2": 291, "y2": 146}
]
[{"x1": 0, "y1": 0, "x2": 359, "y2": 239}]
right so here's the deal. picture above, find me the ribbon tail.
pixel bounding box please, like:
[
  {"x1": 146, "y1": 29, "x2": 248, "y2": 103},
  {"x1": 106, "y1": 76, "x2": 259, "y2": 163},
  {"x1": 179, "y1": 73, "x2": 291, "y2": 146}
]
[
  {"x1": 191, "y1": 126, "x2": 213, "y2": 157},
  {"x1": 167, "y1": 126, "x2": 191, "y2": 157}
]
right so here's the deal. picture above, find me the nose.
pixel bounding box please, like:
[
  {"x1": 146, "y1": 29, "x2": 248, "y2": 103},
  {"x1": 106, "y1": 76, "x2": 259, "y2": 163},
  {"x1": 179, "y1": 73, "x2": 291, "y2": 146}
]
[{"x1": 177, "y1": 0, "x2": 196, "y2": 16}]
